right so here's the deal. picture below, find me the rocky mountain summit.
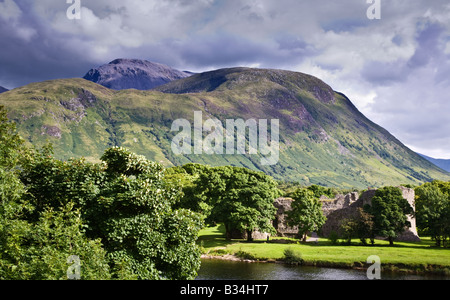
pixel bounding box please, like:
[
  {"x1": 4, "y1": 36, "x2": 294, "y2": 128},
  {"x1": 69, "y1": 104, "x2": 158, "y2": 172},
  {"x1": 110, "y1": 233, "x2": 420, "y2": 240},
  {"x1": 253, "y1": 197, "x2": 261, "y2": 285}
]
[{"x1": 83, "y1": 58, "x2": 192, "y2": 90}]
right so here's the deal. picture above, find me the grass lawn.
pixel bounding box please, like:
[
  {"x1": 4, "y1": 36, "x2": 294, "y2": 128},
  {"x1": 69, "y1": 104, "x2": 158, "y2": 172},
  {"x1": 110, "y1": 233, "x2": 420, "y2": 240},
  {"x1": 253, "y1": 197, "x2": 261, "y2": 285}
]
[{"x1": 198, "y1": 225, "x2": 450, "y2": 275}]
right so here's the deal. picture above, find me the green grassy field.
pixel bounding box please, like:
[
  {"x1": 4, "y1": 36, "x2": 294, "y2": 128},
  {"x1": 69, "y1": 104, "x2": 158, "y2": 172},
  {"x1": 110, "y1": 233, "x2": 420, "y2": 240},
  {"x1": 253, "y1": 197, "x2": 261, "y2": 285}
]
[{"x1": 198, "y1": 225, "x2": 450, "y2": 275}]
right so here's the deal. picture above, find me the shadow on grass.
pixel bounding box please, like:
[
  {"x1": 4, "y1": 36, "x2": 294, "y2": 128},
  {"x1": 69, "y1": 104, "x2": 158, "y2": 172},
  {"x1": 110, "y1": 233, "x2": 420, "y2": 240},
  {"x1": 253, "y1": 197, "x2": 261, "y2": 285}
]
[{"x1": 198, "y1": 224, "x2": 234, "y2": 249}]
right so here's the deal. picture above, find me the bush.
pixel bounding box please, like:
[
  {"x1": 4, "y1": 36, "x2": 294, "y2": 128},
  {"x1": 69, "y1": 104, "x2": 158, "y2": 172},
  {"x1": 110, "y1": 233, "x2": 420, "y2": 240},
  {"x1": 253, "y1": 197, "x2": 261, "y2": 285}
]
[
  {"x1": 283, "y1": 247, "x2": 304, "y2": 265},
  {"x1": 328, "y1": 231, "x2": 340, "y2": 245}
]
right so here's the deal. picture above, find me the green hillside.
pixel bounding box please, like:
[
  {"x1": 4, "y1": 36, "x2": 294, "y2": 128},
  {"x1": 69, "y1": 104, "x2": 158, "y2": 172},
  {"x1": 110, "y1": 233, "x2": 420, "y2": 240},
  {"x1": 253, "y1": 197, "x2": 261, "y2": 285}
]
[{"x1": 1, "y1": 68, "x2": 449, "y2": 188}]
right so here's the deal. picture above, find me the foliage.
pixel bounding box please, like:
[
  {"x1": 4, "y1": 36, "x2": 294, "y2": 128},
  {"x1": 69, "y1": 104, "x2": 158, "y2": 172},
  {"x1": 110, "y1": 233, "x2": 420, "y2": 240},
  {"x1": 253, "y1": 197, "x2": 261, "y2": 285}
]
[
  {"x1": 166, "y1": 164, "x2": 213, "y2": 218},
  {"x1": 364, "y1": 186, "x2": 413, "y2": 245},
  {"x1": 415, "y1": 180, "x2": 450, "y2": 247},
  {"x1": 287, "y1": 188, "x2": 326, "y2": 241},
  {"x1": 0, "y1": 202, "x2": 110, "y2": 280},
  {"x1": 283, "y1": 247, "x2": 304, "y2": 265},
  {"x1": 338, "y1": 208, "x2": 375, "y2": 246},
  {"x1": 3, "y1": 140, "x2": 204, "y2": 279},
  {"x1": 194, "y1": 165, "x2": 280, "y2": 241},
  {"x1": 307, "y1": 184, "x2": 338, "y2": 199},
  {"x1": 328, "y1": 231, "x2": 340, "y2": 245},
  {"x1": 0, "y1": 106, "x2": 27, "y2": 170}
]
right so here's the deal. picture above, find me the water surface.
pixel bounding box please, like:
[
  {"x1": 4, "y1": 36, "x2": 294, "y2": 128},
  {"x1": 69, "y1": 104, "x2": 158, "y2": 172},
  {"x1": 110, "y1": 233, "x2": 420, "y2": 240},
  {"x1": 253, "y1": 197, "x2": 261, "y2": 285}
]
[{"x1": 196, "y1": 259, "x2": 448, "y2": 280}]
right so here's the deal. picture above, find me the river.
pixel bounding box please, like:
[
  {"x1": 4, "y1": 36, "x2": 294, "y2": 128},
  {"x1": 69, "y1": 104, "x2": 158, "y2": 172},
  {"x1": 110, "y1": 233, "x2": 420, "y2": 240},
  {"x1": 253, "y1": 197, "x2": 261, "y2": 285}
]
[{"x1": 196, "y1": 259, "x2": 448, "y2": 280}]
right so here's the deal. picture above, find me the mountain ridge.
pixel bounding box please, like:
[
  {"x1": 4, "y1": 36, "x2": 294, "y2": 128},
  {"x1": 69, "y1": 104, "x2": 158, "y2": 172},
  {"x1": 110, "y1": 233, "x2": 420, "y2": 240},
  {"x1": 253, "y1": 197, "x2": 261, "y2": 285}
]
[
  {"x1": 419, "y1": 154, "x2": 450, "y2": 172},
  {"x1": 1, "y1": 66, "x2": 449, "y2": 188}
]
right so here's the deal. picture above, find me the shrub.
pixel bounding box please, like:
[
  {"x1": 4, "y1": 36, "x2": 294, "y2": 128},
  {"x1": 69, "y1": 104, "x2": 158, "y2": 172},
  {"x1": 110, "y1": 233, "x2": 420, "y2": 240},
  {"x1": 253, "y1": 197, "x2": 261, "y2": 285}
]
[
  {"x1": 328, "y1": 231, "x2": 340, "y2": 245},
  {"x1": 283, "y1": 247, "x2": 304, "y2": 265}
]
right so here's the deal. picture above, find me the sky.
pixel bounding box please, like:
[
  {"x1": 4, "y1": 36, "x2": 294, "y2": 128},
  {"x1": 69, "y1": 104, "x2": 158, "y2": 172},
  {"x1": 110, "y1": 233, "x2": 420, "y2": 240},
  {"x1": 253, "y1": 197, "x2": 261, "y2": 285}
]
[{"x1": 0, "y1": 0, "x2": 449, "y2": 159}]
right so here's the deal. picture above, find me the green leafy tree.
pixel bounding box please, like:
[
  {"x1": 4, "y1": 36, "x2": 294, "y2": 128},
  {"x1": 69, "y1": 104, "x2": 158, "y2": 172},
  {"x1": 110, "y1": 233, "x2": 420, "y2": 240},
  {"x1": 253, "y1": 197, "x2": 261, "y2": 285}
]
[
  {"x1": 415, "y1": 181, "x2": 450, "y2": 247},
  {"x1": 364, "y1": 186, "x2": 413, "y2": 246},
  {"x1": 287, "y1": 188, "x2": 326, "y2": 242},
  {"x1": 354, "y1": 207, "x2": 375, "y2": 245},
  {"x1": 338, "y1": 208, "x2": 375, "y2": 245},
  {"x1": 0, "y1": 107, "x2": 109, "y2": 279},
  {"x1": 0, "y1": 106, "x2": 27, "y2": 170},
  {"x1": 165, "y1": 164, "x2": 213, "y2": 219},
  {"x1": 1, "y1": 202, "x2": 110, "y2": 280},
  {"x1": 195, "y1": 166, "x2": 279, "y2": 241},
  {"x1": 97, "y1": 148, "x2": 204, "y2": 279}
]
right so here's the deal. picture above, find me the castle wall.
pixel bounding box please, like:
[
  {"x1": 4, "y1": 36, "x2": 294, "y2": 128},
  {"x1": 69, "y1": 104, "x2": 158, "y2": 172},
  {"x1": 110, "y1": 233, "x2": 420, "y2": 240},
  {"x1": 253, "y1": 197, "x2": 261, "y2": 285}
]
[{"x1": 273, "y1": 187, "x2": 420, "y2": 242}]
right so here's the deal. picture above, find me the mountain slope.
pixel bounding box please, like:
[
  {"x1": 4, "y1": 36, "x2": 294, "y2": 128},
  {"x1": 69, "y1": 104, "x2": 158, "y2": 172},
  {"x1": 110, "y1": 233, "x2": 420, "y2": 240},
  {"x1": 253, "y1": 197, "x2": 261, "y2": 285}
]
[
  {"x1": 1, "y1": 68, "x2": 449, "y2": 188},
  {"x1": 419, "y1": 154, "x2": 450, "y2": 172},
  {"x1": 0, "y1": 86, "x2": 8, "y2": 93},
  {"x1": 83, "y1": 59, "x2": 192, "y2": 90}
]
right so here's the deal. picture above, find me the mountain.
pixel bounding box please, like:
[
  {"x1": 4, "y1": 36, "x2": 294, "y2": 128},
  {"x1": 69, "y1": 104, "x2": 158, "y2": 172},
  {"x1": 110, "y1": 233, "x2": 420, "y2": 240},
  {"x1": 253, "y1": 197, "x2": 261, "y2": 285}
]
[
  {"x1": 419, "y1": 154, "x2": 450, "y2": 172},
  {"x1": 1, "y1": 67, "x2": 449, "y2": 188},
  {"x1": 83, "y1": 58, "x2": 192, "y2": 90},
  {"x1": 0, "y1": 86, "x2": 8, "y2": 93}
]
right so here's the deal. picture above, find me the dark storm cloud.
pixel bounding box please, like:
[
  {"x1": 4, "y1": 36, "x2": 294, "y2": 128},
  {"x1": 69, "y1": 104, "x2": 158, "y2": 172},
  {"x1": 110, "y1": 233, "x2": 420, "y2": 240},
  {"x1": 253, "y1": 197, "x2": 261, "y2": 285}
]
[
  {"x1": 174, "y1": 33, "x2": 319, "y2": 70},
  {"x1": 0, "y1": 0, "x2": 450, "y2": 158},
  {"x1": 0, "y1": 1, "x2": 95, "y2": 89}
]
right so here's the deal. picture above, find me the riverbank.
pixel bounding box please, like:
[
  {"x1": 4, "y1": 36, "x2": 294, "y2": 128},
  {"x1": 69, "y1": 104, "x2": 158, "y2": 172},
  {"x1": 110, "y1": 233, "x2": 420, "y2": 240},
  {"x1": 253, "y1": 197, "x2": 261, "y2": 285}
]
[{"x1": 198, "y1": 225, "x2": 450, "y2": 277}]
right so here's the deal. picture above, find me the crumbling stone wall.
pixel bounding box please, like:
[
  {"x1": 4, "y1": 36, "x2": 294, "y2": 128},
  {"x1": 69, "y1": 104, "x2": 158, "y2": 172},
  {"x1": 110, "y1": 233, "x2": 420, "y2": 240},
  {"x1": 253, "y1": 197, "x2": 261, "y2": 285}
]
[
  {"x1": 273, "y1": 187, "x2": 420, "y2": 242},
  {"x1": 273, "y1": 198, "x2": 298, "y2": 237}
]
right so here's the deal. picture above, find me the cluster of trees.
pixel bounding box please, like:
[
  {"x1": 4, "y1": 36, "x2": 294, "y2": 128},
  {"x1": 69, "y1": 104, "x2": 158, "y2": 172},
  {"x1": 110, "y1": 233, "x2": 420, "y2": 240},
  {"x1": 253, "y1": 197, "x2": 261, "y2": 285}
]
[
  {"x1": 334, "y1": 187, "x2": 414, "y2": 246},
  {"x1": 283, "y1": 185, "x2": 415, "y2": 246},
  {"x1": 166, "y1": 164, "x2": 281, "y2": 241},
  {"x1": 0, "y1": 106, "x2": 203, "y2": 280},
  {"x1": 330, "y1": 183, "x2": 450, "y2": 247},
  {"x1": 0, "y1": 105, "x2": 282, "y2": 279}
]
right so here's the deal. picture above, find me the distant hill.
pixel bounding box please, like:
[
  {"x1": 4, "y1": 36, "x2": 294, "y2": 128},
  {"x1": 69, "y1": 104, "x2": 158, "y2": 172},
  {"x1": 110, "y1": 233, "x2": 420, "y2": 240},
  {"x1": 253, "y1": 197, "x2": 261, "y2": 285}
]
[
  {"x1": 0, "y1": 86, "x2": 8, "y2": 94},
  {"x1": 419, "y1": 154, "x2": 450, "y2": 172},
  {"x1": 1, "y1": 66, "x2": 449, "y2": 188},
  {"x1": 83, "y1": 58, "x2": 192, "y2": 90}
]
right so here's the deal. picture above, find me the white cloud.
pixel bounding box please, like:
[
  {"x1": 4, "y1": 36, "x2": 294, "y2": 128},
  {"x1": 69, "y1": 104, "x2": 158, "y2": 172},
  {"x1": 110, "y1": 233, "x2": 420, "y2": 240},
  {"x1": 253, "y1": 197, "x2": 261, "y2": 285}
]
[{"x1": 0, "y1": 0, "x2": 22, "y2": 21}]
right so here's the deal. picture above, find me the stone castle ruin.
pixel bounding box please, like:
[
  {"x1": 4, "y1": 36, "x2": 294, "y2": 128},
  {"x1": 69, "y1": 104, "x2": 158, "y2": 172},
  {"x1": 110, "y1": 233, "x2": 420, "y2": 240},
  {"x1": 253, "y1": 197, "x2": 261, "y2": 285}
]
[{"x1": 272, "y1": 186, "x2": 420, "y2": 242}]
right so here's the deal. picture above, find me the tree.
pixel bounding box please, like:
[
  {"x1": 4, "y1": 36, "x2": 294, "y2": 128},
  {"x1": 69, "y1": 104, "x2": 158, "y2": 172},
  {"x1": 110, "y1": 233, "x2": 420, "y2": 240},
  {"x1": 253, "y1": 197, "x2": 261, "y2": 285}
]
[
  {"x1": 0, "y1": 202, "x2": 111, "y2": 280},
  {"x1": 165, "y1": 164, "x2": 213, "y2": 219},
  {"x1": 354, "y1": 207, "x2": 375, "y2": 245},
  {"x1": 0, "y1": 107, "x2": 109, "y2": 279},
  {"x1": 415, "y1": 181, "x2": 450, "y2": 247},
  {"x1": 287, "y1": 188, "x2": 326, "y2": 242},
  {"x1": 338, "y1": 208, "x2": 375, "y2": 245},
  {"x1": 364, "y1": 186, "x2": 413, "y2": 246},
  {"x1": 0, "y1": 106, "x2": 26, "y2": 170},
  {"x1": 194, "y1": 166, "x2": 279, "y2": 241}
]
